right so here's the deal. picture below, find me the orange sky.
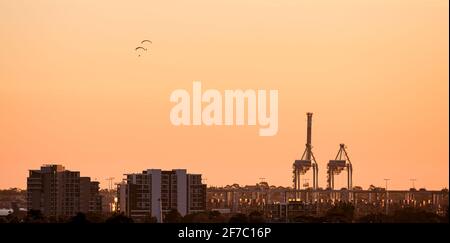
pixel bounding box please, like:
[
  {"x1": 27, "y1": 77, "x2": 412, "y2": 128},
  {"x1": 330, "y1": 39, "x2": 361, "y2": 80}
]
[{"x1": 0, "y1": 0, "x2": 448, "y2": 190}]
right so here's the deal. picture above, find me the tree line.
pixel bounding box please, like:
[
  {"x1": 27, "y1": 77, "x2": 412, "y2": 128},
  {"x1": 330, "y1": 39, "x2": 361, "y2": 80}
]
[{"x1": 0, "y1": 205, "x2": 448, "y2": 223}]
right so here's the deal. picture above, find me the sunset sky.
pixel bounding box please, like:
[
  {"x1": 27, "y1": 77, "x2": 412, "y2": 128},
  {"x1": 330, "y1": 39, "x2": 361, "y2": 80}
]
[{"x1": 0, "y1": 0, "x2": 448, "y2": 190}]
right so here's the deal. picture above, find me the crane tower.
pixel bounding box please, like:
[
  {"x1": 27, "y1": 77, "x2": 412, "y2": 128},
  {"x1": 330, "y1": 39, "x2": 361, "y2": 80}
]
[
  {"x1": 327, "y1": 144, "x2": 353, "y2": 190},
  {"x1": 293, "y1": 113, "x2": 319, "y2": 191}
]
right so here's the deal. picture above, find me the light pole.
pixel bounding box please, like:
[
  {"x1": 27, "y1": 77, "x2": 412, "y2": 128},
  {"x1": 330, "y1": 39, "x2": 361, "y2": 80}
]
[
  {"x1": 410, "y1": 179, "x2": 417, "y2": 189},
  {"x1": 384, "y1": 179, "x2": 390, "y2": 215}
]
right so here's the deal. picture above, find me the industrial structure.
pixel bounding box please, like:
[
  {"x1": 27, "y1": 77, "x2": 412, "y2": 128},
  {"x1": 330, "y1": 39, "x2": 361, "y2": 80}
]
[
  {"x1": 293, "y1": 113, "x2": 354, "y2": 193},
  {"x1": 205, "y1": 111, "x2": 448, "y2": 221},
  {"x1": 207, "y1": 184, "x2": 449, "y2": 220},
  {"x1": 327, "y1": 144, "x2": 353, "y2": 190},
  {"x1": 293, "y1": 113, "x2": 318, "y2": 192}
]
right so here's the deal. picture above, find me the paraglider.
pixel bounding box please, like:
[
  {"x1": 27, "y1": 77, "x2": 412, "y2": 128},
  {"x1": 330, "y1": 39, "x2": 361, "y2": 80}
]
[
  {"x1": 134, "y1": 39, "x2": 152, "y2": 57},
  {"x1": 135, "y1": 46, "x2": 147, "y2": 57},
  {"x1": 135, "y1": 46, "x2": 147, "y2": 51}
]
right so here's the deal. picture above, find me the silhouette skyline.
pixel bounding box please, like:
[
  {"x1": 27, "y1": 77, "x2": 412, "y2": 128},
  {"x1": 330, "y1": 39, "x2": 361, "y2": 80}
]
[{"x1": 0, "y1": 0, "x2": 448, "y2": 190}]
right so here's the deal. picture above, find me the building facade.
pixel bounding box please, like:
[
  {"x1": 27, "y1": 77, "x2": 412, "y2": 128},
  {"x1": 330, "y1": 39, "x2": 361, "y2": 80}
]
[
  {"x1": 27, "y1": 164, "x2": 102, "y2": 217},
  {"x1": 117, "y1": 169, "x2": 206, "y2": 222},
  {"x1": 207, "y1": 184, "x2": 449, "y2": 220}
]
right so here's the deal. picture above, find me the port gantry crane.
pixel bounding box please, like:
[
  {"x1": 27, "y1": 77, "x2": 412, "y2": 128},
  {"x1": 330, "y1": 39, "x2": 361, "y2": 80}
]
[
  {"x1": 327, "y1": 144, "x2": 353, "y2": 190},
  {"x1": 293, "y1": 113, "x2": 319, "y2": 199}
]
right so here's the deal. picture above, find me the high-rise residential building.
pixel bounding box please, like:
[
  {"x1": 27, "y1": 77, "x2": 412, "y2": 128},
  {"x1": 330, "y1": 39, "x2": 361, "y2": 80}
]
[
  {"x1": 117, "y1": 169, "x2": 206, "y2": 222},
  {"x1": 27, "y1": 164, "x2": 102, "y2": 217},
  {"x1": 80, "y1": 177, "x2": 103, "y2": 214}
]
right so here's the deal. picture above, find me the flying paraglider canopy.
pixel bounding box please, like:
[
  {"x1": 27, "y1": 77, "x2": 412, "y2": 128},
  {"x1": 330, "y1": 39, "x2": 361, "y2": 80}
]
[
  {"x1": 141, "y1": 40, "x2": 152, "y2": 44},
  {"x1": 135, "y1": 46, "x2": 147, "y2": 51},
  {"x1": 135, "y1": 46, "x2": 147, "y2": 57}
]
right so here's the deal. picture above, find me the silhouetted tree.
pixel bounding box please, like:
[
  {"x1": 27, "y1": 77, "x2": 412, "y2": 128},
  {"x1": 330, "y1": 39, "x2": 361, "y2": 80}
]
[
  {"x1": 248, "y1": 211, "x2": 265, "y2": 223},
  {"x1": 6, "y1": 214, "x2": 20, "y2": 223},
  {"x1": 357, "y1": 208, "x2": 448, "y2": 223},
  {"x1": 68, "y1": 212, "x2": 90, "y2": 224},
  {"x1": 181, "y1": 211, "x2": 228, "y2": 223},
  {"x1": 325, "y1": 203, "x2": 355, "y2": 223},
  {"x1": 164, "y1": 209, "x2": 182, "y2": 223},
  {"x1": 357, "y1": 213, "x2": 389, "y2": 223},
  {"x1": 208, "y1": 211, "x2": 226, "y2": 223},
  {"x1": 105, "y1": 213, "x2": 134, "y2": 223},
  {"x1": 228, "y1": 213, "x2": 248, "y2": 223},
  {"x1": 292, "y1": 215, "x2": 323, "y2": 223},
  {"x1": 47, "y1": 216, "x2": 63, "y2": 223},
  {"x1": 390, "y1": 208, "x2": 445, "y2": 223},
  {"x1": 25, "y1": 209, "x2": 47, "y2": 223},
  {"x1": 143, "y1": 215, "x2": 158, "y2": 223},
  {"x1": 183, "y1": 212, "x2": 209, "y2": 223},
  {"x1": 85, "y1": 213, "x2": 105, "y2": 223}
]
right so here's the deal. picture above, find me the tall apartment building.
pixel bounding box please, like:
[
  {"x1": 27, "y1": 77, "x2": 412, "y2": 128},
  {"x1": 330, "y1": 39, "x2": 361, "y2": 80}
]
[
  {"x1": 80, "y1": 177, "x2": 103, "y2": 214},
  {"x1": 27, "y1": 164, "x2": 102, "y2": 217},
  {"x1": 117, "y1": 169, "x2": 206, "y2": 222}
]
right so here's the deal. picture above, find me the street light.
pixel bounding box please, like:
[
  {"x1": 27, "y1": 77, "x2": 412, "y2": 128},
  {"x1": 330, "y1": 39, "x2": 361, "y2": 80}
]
[
  {"x1": 410, "y1": 178, "x2": 417, "y2": 189},
  {"x1": 384, "y1": 179, "x2": 390, "y2": 215}
]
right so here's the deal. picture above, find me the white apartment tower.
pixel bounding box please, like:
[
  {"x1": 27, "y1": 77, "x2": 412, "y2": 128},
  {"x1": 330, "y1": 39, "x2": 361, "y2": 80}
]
[{"x1": 117, "y1": 169, "x2": 206, "y2": 222}]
